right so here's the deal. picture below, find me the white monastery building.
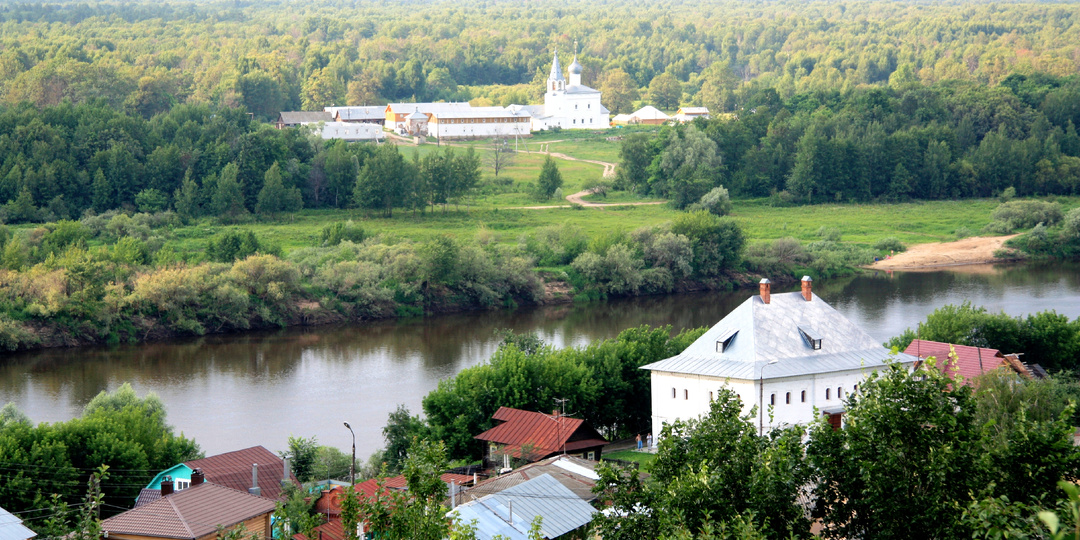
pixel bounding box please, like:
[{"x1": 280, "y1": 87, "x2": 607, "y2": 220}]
[
  {"x1": 428, "y1": 107, "x2": 532, "y2": 140},
  {"x1": 642, "y1": 277, "x2": 917, "y2": 436},
  {"x1": 521, "y1": 49, "x2": 609, "y2": 131}
]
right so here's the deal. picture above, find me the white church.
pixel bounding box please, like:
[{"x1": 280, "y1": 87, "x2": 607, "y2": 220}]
[
  {"x1": 641, "y1": 277, "x2": 917, "y2": 436},
  {"x1": 510, "y1": 48, "x2": 609, "y2": 131}
]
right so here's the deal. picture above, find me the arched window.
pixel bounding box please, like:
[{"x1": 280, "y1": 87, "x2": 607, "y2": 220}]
[
  {"x1": 785, "y1": 392, "x2": 791, "y2": 404},
  {"x1": 770, "y1": 393, "x2": 775, "y2": 406},
  {"x1": 826, "y1": 388, "x2": 831, "y2": 400},
  {"x1": 801, "y1": 390, "x2": 806, "y2": 402},
  {"x1": 837, "y1": 386, "x2": 842, "y2": 398},
  {"x1": 684, "y1": 389, "x2": 689, "y2": 400},
  {"x1": 672, "y1": 388, "x2": 676, "y2": 399}
]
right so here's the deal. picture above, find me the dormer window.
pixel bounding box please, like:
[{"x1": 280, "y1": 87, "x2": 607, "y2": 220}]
[
  {"x1": 715, "y1": 329, "x2": 738, "y2": 353},
  {"x1": 798, "y1": 325, "x2": 822, "y2": 350}
]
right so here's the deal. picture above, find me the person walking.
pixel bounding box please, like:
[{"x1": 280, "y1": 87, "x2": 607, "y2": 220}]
[
  {"x1": 646, "y1": 432, "x2": 653, "y2": 449},
  {"x1": 635, "y1": 433, "x2": 642, "y2": 450}
]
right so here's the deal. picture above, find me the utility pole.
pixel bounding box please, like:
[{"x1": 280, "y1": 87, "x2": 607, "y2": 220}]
[
  {"x1": 344, "y1": 422, "x2": 356, "y2": 485},
  {"x1": 554, "y1": 398, "x2": 569, "y2": 455}
]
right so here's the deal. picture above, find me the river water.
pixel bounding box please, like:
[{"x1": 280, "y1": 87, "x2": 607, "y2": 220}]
[{"x1": 2, "y1": 262, "x2": 1079, "y2": 460}]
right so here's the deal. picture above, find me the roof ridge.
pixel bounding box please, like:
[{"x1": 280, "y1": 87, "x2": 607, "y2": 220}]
[{"x1": 166, "y1": 494, "x2": 195, "y2": 538}]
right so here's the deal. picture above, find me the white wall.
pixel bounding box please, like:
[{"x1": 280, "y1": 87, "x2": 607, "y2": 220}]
[
  {"x1": 430, "y1": 120, "x2": 530, "y2": 139},
  {"x1": 650, "y1": 368, "x2": 882, "y2": 440}
]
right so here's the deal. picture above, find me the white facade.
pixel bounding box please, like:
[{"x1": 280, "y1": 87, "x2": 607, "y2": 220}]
[
  {"x1": 320, "y1": 122, "x2": 381, "y2": 141},
  {"x1": 384, "y1": 102, "x2": 473, "y2": 132},
  {"x1": 530, "y1": 50, "x2": 609, "y2": 131},
  {"x1": 429, "y1": 107, "x2": 532, "y2": 140},
  {"x1": 642, "y1": 278, "x2": 916, "y2": 438}
]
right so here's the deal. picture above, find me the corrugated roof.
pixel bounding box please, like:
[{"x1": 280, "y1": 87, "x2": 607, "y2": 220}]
[
  {"x1": 641, "y1": 291, "x2": 916, "y2": 379},
  {"x1": 450, "y1": 474, "x2": 596, "y2": 540},
  {"x1": 278, "y1": 111, "x2": 332, "y2": 124},
  {"x1": 459, "y1": 456, "x2": 599, "y2": 505},
  {"x1": 326, "y1": 106, "x2": 385, "y2": 121},
  {"x1": 677, "y1": 107, "x2": 709, "y2": 115},
  {"x1": 294, "y1": 520, "x2": 345, "y2": 540},
  {"x1": 101, "y1": 482, "x2": 276, "y2": 539},
  {"x1": 432, "y1": 107, "x2": 532, "y2": 119},
  {"x1": 904, "y1": 339, "x2": 1013, "y2": 386},
  {"x1": 564, "y1": 84, "x2": 600, "y2": 95},
  {"x1": 0, "y1": 505, "x2": 36, "y2": 540},
  {"x1": 475, "y1": 408, "x2": 607, "y2": 458},
  {"x1": 135, "y1": 488, "x2": 162, "y2": 508},
  {"x1": 184, "y1": 446, "x2": 299, "y2": 501},
  {"x1": 386, "y1": 102, "x2": 472, "y2": 114}
]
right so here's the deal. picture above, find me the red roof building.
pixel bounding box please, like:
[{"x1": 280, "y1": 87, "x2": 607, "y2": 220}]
[
  {"x1": 474, "y1": 407, "x2": 608, "y2": 469},
  {"x1": 903, "y1": 339, "x2": 1040, "y2": 386},
  {"x1": 311, "y1": 473, "x2": 475, "y2": 523}
]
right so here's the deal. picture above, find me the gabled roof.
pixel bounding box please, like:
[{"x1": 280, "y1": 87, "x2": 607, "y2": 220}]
[
  {"x1": 102, "y1": 483, "x2": 276, "y2": 540},
  {"x1": 326, "y1": 106, "x2": 385, "y2": 121},
  {"x1": 0, "y1": 505, "x2": 36, "y2": 540},
  {"x1": 450, "y1": 474, "x2": 596, "y2": 540},
  {"x1": 676, "y1": 107, "x2": 709, "y2": 115},
  {"x1": 459, "y1": 456, "x2": 600, "y2": 505},
  {"x1": 184, "y1": 446, "x2": 299, "y2": 501},
  {"x1": 903, "y1": 339, "x2": 1034, "y2": 386},
  {"x1": 386, "y1": 102, "x2": 472, "y2": 114},
  {"x1": 135, "y1": 488, "x2": 163, "y2": 507},
  {"x1": 642, "y1": 291, "x2": 916, "y2": 380},
  {"x1": 631, "y1": 106, "x2": 670, "y2": 121},
  {"x1": 278, "y1": 111, "x2": 333, "y2": 124},
  {"x1": 315, "y1": 473, "x2": 473, "y2": 517},
  {"x1": 294, "y1": 520, "x2": 345, "y2": 540},
  {"x1": 475, "y1": 408, "x2": 607, "y2": 459}
]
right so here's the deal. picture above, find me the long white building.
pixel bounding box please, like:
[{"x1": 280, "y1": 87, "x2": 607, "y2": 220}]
[
  {"x1": 642, "y1": 278, "x2": 916, "y2": 436},
  {"x1": 428, "y1": 107, "x2": 532, "y2": 140}
]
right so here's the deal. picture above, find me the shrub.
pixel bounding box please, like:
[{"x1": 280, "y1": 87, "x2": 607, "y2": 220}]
[
  {"x1": 998, "y1": 186, "x2": 1017, "y2": 203},
  {"x1": 985, "y1": 200, "x2": 1064, "y2": 233},
  {"x1": 1064, "y1": 208, "x2": 1080, "y2": 241},
  {"x1": 873, "y1": 237, "x2": 906, "y2": 253},
  {"x1": 955, "y1": 226, "x2": 974, "y2": 240},
  {"x1": 135, "y1": 189, "x2": 168, "y2": 213},
  {"x1": 207, "y1": 230, "x2": 277, "y2": 262},
  {"x1": 319, "y1": 221, "x2": 366, "y2": 247},
  {"x1": 693, "y1": 186, "x2": 733, "y2": 216},
  {"x1": 0, "y1": 314, "x2": 38, "y2": 351},
  {"x1": 816, "y1": 226, "x2": 842, "y2": 242}
]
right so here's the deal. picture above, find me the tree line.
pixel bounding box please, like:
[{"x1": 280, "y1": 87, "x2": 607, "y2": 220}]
[
  {"x1": 618, "y1": 73, "x2": 1080, "y2": 208},
  {"x1": 0, "y1": 102, "x2": 483, "y2": 223},
  {"x1": 4, "y1": 0, "x2": 1080, "y2": 117}
]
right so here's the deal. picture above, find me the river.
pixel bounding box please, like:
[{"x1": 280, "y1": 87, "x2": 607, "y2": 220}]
[{"x1": 2, "y1": 261, "x2": 1079, "y2": 461}]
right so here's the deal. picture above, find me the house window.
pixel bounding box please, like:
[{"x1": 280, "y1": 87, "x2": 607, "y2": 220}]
[
  {"x1": 573, "y1": 119, "x2": 576, "y2": 124},
  {"x1": 672, "y1": 388, "x2": 676, "y2": 399},
  {"x1": 801, "y1": 390, "x2": 806, "y2": 402},
  {"x1": 785, "y1": 392, "x2": 791, "y2": 404},
  {"x1": 684, "y1": 389, "x2": 688, "y2": 400},
  {"x1": 770, "y1": 393, "x2": 775, "y2": 406},
  {"x1": 175, "y1": 479, "x2": 190, "y2": 491},
  {"x1": 826, "y1": 388, "x2": 831, "y2": 400},
  {"x1": 587, "y1": 451, "x2": 596, "y2": 460},
  {"x1": 575, "y1": 104, "x2": 578, "y2": 109}
]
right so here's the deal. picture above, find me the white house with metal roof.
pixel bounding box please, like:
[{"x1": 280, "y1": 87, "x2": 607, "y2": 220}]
[
  {"x1": 526, "y1": 48, "x2": 609, "y2": 131},
  {"x1": 428, "y1": 107, "x2": 532, "y2": 140},
  {"x1": 642, "y1": 277, "x2": 916, "y2": 437}
]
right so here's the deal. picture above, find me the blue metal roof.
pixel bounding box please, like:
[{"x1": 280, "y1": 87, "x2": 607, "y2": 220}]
[
  {"x1": 449, "y1": 474, "x2": 596, "y2": 540},
  {"x1": 0, "y1": 506, "x2": 36, "y2": 540}
]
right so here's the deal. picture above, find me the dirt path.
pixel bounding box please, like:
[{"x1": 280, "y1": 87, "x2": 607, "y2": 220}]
[
  {"x1": 866, "y1": 235, "x2": 1019, "y2": 269},
  {"x1": 564, "y1": 190, "x2": 666, "y2": 207}
]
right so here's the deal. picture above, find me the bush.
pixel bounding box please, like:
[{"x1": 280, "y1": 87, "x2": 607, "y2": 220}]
[
  {"x1": 207, "y1": 230, "x2": 275, "y2": 262},
  {"x1": 816, "y1": 226, "x2": 842, "y2": 242},
  {"x1": 955, "y1": 226, "x2": 974, "y2": 240},
  {"x1": 873, "y1": 237, "x2": 906, "y2": 253},
  {"x1": 1064, "y1": 207, "x2": 1080, "y2": 241},
  {"x1": 319, "y1": 221, "x2": 366, "y2": 247},
  {"x1": 998, "y1": 186, "x2": 1017, "y2": 203},
  {"x1": 985, "y1": 200, "x2": 1064, "y2": 233},
  {"x1": 690, "y1": 186, "x2": 733, "y2": 216},
  {"x1": 135, "y1": 189, "x2": 168, "y2": 213}
]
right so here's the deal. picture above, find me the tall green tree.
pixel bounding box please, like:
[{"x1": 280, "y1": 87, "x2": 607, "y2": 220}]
[
  {"x1": 256, "y1": 161, "x2": 303, "y2": 215},
  {"x1": 354, "y1": 144, "x2": 414, "y2": 217},
  {"x1": 211, "y1": 163, "x2": 249, "y2": 221},
  {"x1": 535, "y1": 155, "x2": 563, "y2": 201}
]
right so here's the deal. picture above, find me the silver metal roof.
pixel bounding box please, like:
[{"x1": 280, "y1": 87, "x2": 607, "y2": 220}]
[
  {"x1": 564, "y1": 84, "x2": 600, "y2": 95},
  {"x1": 641, "y1": 291, "x2": 916, "y2": 379},
  {"x1": 450, "y1": 474, "x2": 596, "y2": 540},
  {"x1": 549, "y1": 50, "x2": 565, "y2": 82},
  {"x1": 0, "y1": 506, "x2": 37, "y2": 540}
]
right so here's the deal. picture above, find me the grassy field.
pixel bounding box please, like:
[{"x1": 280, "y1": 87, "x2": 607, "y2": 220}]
[{"x1": 603, "y1": 449, "x2": 658, "y2": 471}]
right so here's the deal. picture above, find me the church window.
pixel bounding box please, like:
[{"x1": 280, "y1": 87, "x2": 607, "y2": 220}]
[
  {"x1": 801, "y1": 390, "x2": 806, "y2": 402},
  {"x1": 785, "y1": 392, "x2": 791, "y2": 404},
  {"x1": 826, "y1": 388, "x2": 831, "y2": 400},
  {"x1": 672, "y1": 388, "x2": 676, "y2": 399},
  {"x1": 684, "y1": 389, "x2": 688, "y2": 400},
  {"x1": 770, "y1": 393, "x2": 775, "y2": 406},
  {"x1": 575, "y1": 104, "x2": 578, "y2": 109}
]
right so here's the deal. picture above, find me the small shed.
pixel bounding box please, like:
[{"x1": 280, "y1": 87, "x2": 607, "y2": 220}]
[{"x1": 630, "y1": 105, "x2": 670, "y2": 125}]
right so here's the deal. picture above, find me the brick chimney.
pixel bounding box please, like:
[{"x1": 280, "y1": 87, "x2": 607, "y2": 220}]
[
  {"x1": 759, "y1": 279, "x2": 771, "y2": 304},
  {"x1": 552, "y1": 410, "x2": 560, "y2": 418},
  {"x1": 191, "y1": 468, "x2": 204, "y2": 486},
  {"x1": 160, "y1": 476, "x2": 174, "y2": 496},
  {"x1": 801, "y1": 276, "x2": 813, "y2": 301}
]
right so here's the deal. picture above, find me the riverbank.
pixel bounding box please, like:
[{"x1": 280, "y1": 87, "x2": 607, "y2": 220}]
[{"x1": 866, "y1": 235, "x2": 1019, "y2": 269}]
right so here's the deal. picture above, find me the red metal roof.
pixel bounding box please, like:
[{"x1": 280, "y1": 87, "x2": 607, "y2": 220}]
[
  {"x1": 185, "y1": 445, "x2": 300, "y2": 501},
  {"x1": 294, "y1": 520, "x2": 346, "y2": 540},
  {"x1": 475, "y1": 407, "x2": 607, "y2": 458},
  {"x1": 102, "y1": 482, "x2": 276, "y2": 539},
  {"x1": 904, "y1": 340, "x2": 1010, "y2": 386},
  {"x1": 315, "y1": 473, "x2": 475, "y2": 518}
]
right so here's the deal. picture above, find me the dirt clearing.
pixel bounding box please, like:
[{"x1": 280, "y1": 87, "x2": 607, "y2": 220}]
[{"x1": 867, "y1": 235, "x2": 1019, "y2": 269}]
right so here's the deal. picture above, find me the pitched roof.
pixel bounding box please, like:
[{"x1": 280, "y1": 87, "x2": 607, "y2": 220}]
[
  {"x1": 431, "y1": 107, "x2": 532, "y2": 120},
  {"x1": 903, "y1": 339, "x2": 1031, "y2": 386},
  {"x1": 450, "y1": 474, "x2": 596, "y2": 540},
  {"x1": 315, "y1": 473, "x2": 473, "y2": 518},
  {"x1": 184, "y1": 446, "x2": 299, "y2": 501},
  {"x1": 475, "y1": 408, "x2": 607, "y2": 459},
  {"x1": 278, "y1": 111, "x2": 333, "y2": 124},
  {"x1": 642, "y1": 291, "x2": 916, "y2": 380},
  {"x1": 459, "y1": 456, "x2": 600, "y2": 505},
  {"x1": 293, "y1": 520, "x2": 345, "y2": 540},
  {"x1": 631, "y1": 106, "x2": 670, "y2": 121},
  {"x1": 386, "y1": 102, "x2": 472, "y2": 114},
  {"x1": 326, "y1": 106, "x2": 385, "y2": 121},
  {"x1": 677, "y1": 107, "x2": 709, "y2": 115},
  {"x1": 101, "y1": 483, "x2": 276, "y2": 539},
  {"x1": 0, "y1": 505, "x2": 36, "y2": 540},
  {"x1": 135, "y1": 488, "x2": 163, "y2": 507}
]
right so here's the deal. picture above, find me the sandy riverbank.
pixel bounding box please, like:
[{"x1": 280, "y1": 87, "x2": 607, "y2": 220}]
[{"x1": 866, "y1": 235, "x2": 1019, "y2": 270}]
